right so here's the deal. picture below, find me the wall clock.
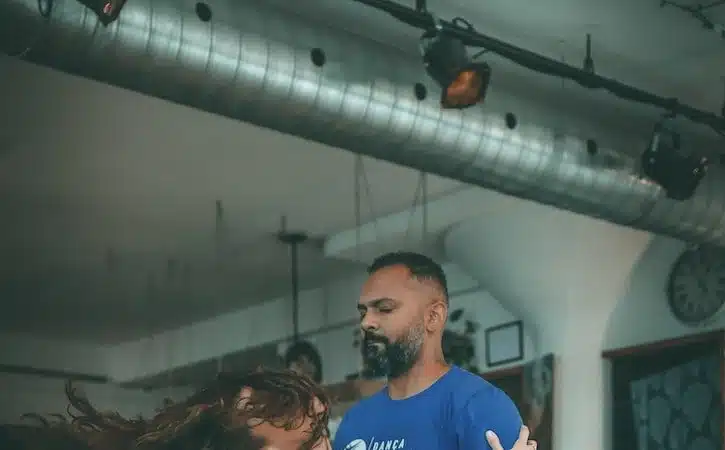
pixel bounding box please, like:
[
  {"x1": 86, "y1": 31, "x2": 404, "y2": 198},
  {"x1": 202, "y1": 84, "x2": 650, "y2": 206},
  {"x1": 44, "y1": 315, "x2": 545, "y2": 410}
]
[{"x1": 667, "y1": 245, "x2": 725, "y2": 326}]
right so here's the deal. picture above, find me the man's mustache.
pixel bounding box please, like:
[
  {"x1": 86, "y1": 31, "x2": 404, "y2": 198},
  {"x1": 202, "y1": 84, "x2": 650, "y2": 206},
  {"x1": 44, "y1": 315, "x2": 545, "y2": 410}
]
[{"x1": 362, "y1": 332, "x2": 389, "y2": 346}]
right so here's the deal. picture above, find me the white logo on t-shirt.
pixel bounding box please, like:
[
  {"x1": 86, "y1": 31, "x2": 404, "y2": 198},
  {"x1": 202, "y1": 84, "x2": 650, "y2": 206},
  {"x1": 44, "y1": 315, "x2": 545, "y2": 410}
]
[
  {"x1": 344, "y1": 438, "x2": 406, "y2": 450},
  {"x1": 344, "y1": 440, "x2": 367, "y2": 450}
]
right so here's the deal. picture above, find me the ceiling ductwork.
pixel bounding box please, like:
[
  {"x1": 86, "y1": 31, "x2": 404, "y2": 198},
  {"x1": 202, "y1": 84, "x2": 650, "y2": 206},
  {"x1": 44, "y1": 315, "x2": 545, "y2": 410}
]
[{"x1": 2, "y1": 0, "x2": 724, "y2": 245}]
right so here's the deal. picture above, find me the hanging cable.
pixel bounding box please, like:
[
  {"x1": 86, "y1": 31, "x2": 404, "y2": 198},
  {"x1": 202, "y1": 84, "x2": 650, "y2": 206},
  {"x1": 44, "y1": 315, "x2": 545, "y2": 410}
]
[
  {"x1": 353, "y1": 157, "x2": 365, "y2": 375},
  {"x1": 214, "y1": 200, "x2": 225, "y2": 271},
  {"x1": 277, "y1": 216, "x2": 306, "y2": 343},
  {"x1": 359, "y1": 163, "x2": 381, "y2": 240},
  {"x1": 421, "y1": 172, "x2": 428, "y2": 240},
  {"x1": 354, "y1": 155, "x2": 382, "y2": 253},
  {"x1": 354, "y1": 156, "x2": 362, "y2": 262},
  {"x1": 402, "y1": 171, "x2": 429, "y2": 247},
  {"x1": 352, "y1": 0, "x2": 725, "y2": 136},
  {"x1": 404, "y1": 173, "x2": 425, "y2": 244},
  {"x1": 164, "y1": 277, "x2": 175, "y2": 396},
  {"x1": 141, "y1": 273, "x2": 154, "y2": 389},
  {"x1": 404, "y1": 171, "x2": 432, "y2": 245},
  {"x1": 291, "y1": 237, "x2": 300, "y2": 341},
  {"x1": 166, "y1": 369, "x2": 174, "y2": 398}
]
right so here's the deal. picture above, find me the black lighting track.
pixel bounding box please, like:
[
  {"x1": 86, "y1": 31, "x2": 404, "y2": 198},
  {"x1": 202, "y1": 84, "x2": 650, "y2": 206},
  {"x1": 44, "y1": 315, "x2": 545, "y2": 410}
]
[{"x1": 353, "y1": 0, "x2": 725, "y2": 137}]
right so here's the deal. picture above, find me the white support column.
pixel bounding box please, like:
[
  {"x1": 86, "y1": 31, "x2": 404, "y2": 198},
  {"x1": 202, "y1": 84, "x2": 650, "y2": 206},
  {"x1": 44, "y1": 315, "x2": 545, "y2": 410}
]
[{"x1": 444, "y1": 198, "x2": 652, "y2": 450}]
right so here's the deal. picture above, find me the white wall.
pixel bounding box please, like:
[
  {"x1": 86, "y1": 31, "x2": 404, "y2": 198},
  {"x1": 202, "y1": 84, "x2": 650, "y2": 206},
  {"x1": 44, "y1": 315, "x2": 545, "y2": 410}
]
[
  {"x1": 106, "y1": 272, "x2": 368, "y2": 383},
  {"x1": 604, "y1": 236, "x2": 725, "y2": 349},
  {"x1": 441, "y1": 194, "x2": 725, "y2": 450},
  {"x1": 106, "y1": 260, "x2": 530, "y2": 385},
  {"x1": 0, "y1": 333, "x2": 107, "y2": 376},
  {"x1": 0, "y1": 373, "x2": 191, "y2": 424},
  {"x1": 0, "y1": 334, "x2": 192, "y2": 424},
  {"x1": 448, "y1": 289, "x2": 536, "y2": 372},
  {"x1": 103, "y1": 229, "x2": 723, "y2": 391}
]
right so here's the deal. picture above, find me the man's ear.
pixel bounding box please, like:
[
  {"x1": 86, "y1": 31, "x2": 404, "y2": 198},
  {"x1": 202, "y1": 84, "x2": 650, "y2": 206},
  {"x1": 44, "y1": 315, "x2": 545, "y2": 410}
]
[{"x1": 426, "y1": 301, "x2": 447, "y2": 332}]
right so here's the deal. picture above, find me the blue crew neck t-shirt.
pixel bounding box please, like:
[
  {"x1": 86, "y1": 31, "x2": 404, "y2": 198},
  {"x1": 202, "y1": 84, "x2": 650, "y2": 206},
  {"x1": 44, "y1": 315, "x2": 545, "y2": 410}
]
[{"x1": 332, "y1": 366, "x2": 522, "y2": 450}]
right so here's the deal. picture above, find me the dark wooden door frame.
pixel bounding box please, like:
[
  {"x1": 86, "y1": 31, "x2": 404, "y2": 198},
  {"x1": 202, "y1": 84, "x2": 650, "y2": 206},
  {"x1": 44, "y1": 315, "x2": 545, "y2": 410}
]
[
  {"x1": 601, "y1": 329, "x2": 724, "y2": 359},
  {"x1": 602, "y1": 329, "x2": 724, "y2": 450},
  {"x1": 481, "y1": 364, "x2": 525, "y2": 381}
]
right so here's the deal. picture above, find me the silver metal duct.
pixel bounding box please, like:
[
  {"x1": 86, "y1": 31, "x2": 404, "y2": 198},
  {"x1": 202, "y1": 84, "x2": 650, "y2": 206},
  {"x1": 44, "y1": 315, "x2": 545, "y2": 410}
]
[{"x1": 2, "y1": 0, "x2": 724, "y2": 244}]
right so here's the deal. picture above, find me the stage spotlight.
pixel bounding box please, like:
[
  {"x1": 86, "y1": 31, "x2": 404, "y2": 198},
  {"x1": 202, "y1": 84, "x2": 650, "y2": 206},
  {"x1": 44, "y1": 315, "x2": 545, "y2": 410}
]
[
  {"x1": 640, "y1": 118, "x2": 708, "y2": 201},
  {"x1": 75, "y1": 0, "x2": 127, "y2": 26},
  {"x1": 420, "y1": 29, "x2": 491, "y2": 109}
]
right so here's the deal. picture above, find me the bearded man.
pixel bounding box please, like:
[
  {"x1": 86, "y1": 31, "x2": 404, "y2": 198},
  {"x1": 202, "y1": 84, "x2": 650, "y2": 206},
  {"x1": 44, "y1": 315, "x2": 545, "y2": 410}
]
[{"x1": 333, "y1": 252, "x2": 525, "y2": 450}]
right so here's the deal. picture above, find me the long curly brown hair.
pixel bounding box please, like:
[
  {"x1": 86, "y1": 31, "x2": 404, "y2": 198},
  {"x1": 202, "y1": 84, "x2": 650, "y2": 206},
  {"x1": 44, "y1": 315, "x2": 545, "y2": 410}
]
[{"x1": 8, "y1": 368, "x2": 330, "y2": 450}]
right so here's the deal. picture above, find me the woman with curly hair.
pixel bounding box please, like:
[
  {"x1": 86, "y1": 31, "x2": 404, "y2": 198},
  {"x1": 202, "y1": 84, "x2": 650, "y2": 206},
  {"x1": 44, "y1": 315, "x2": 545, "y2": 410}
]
[
  {"x1": 2, "y1": 368, "x2": 331, "y2": 450},
  {"x1": 1, "y1": 367, "x2": 534, "y2": 450}
]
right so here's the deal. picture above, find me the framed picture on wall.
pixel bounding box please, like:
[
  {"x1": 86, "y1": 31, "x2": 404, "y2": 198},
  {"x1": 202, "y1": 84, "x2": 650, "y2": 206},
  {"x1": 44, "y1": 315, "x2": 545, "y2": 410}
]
[{"x1": 484, "y1": 320, "x2": 524, "y2": 367}]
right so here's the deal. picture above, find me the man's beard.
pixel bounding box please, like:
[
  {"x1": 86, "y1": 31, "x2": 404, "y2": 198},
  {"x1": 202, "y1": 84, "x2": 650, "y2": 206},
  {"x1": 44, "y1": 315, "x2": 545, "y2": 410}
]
[{"x1": 362, "y1": 324, "x2": 424, "y2": 379}]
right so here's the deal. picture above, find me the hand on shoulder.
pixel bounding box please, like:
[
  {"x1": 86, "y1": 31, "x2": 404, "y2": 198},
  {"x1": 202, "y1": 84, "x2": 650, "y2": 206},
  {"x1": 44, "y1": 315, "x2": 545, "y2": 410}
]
[{"x1": 486, "y1": 426, "x2": 537, "y2": 450}]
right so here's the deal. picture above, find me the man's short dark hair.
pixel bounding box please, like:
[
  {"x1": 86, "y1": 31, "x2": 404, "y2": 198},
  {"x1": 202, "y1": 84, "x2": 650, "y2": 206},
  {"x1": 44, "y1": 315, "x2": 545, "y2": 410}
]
[{"x1": 368, "y1": 251, "x2": 449, "y2": 302}]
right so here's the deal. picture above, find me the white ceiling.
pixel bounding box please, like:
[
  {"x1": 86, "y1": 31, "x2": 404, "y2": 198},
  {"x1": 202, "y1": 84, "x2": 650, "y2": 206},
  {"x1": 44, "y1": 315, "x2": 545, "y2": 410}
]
[
  {"x1": 1, "y1": 0, "x2": 723, "y2": 343},
  {"x1": 0, "y1": 57, "x2": 462, "y2": 342}
]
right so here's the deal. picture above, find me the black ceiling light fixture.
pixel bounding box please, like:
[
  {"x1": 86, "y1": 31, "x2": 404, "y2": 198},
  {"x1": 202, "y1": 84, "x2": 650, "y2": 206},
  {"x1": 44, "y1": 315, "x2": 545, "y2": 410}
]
[
  {"x1": 640, "y1": 114, "x2": 709, "y2": 201},
  {"x1": 75, "y1": 0, "x2": 127, "y2": 26},
  {"x1": 420, "y1": 24, "x2": 492, "y2": 109},
  {"x1": 414, "y1": 0, "x2": 490, "y2": 109}
]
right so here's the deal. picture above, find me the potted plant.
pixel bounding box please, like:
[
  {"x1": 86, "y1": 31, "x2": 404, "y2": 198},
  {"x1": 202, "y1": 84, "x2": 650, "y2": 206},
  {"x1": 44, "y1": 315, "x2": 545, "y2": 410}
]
[{"x1": 442, "y1": 308, "x2": 480, "y2": 373}]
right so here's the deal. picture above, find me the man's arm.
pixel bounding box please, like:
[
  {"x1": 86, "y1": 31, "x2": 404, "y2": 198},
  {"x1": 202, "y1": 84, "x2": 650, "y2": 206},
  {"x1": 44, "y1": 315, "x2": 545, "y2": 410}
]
[{"x1": 456, "y1": 387, "x2": 523, "y2": 450}]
